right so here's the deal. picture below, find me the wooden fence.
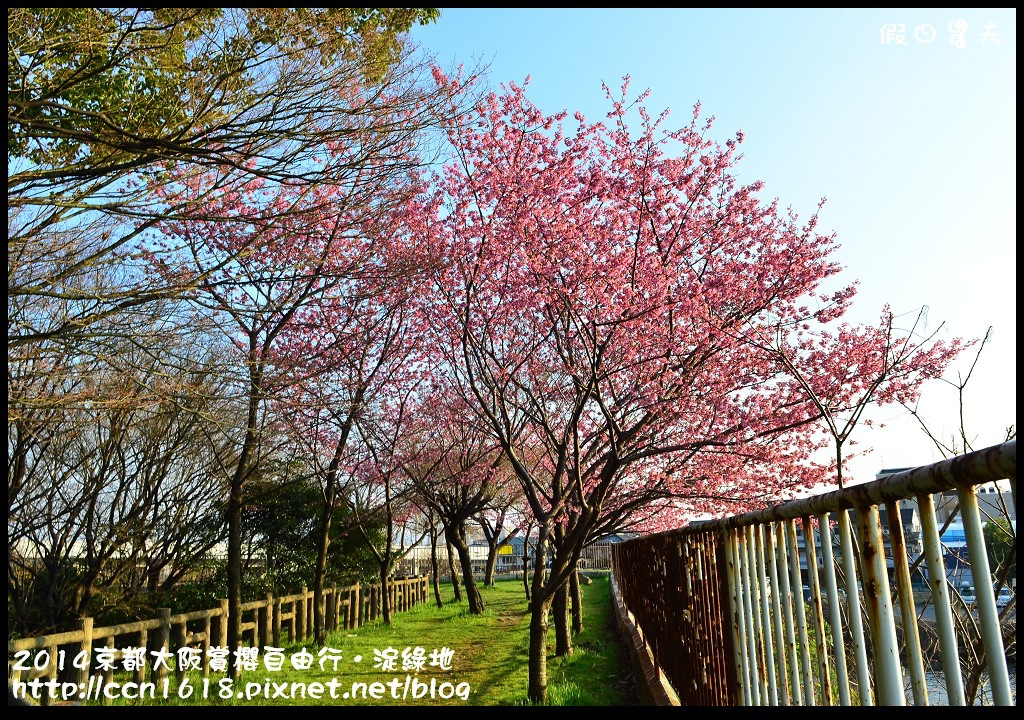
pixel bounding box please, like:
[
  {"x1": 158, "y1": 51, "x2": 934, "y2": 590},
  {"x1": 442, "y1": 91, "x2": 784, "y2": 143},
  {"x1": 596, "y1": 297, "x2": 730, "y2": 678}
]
[{"x1": 8, "y1": 575, "x2": 429, "y2": 705}]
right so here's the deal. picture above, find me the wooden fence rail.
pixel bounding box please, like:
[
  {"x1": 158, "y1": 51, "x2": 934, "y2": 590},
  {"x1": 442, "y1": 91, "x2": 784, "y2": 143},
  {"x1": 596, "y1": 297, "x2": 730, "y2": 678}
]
[{"x1": 8, "y1": 575, "x2": 429, "y2": 705}]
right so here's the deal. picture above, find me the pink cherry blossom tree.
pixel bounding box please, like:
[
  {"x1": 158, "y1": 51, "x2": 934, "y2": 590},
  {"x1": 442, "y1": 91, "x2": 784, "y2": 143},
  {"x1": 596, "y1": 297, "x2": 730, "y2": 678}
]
[
  {"x1": 343, "y1": 436, "x2": 425, "y2": 627},
  {"x1": 396, "y1": 383, "x2": 507, "y2": 615},
  {"x1": 474, "y1": 477, "x2": 528, "y2": 587},
  {"x1": 758, "y1": 305, "x2": 969, "y2": 490},
  {"x1": 421, "y1": 73, "x2": 963, "y2": 702},
  {"x1": 273, "y1": 268, "x2": 433, "y2": 642}
]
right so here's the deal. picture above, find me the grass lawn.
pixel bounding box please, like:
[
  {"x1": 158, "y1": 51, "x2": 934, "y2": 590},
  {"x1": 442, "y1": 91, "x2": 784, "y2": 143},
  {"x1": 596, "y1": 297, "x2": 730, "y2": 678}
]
[{"x1": 91, "y1": 573, "x2": 639, "y2": 706}]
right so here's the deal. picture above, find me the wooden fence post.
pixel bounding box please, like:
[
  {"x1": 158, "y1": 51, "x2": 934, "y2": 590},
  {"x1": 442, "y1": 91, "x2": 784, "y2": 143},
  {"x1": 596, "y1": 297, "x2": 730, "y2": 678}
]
[
  {"x1": 352, "y1": 583, "x2": 361, "y2": 629},
  {"x1": 134, "y1": 629, "x2": 148, "y2": 685},
  {"x1": 329, "y1": 583, "x2": 338, "y2": 632},
  {"x1": 102, "y1": 662, "x2": 115, "y2": 706},
  {"x1": 259, "y1": 593, "x2": 272, "y2": 648},
  {"x1": 317, "y1": 587, "x2": 325, "y2": 640},
  {"x1": 76, "y1": 617, "x2": 94, "y2": 686},
  {"x1": 305, "y1": 586, "x2": 313, "y2": 641},
  {"x1": 154, "y1": 608, "x2": 171, "y2": 685},
  {"x1": 38, "y1": 644, "x2": 57, "y2": 706},
  {"x1": 217, "y1": 599, "x2": 229, "y2": 648},
  {"x1": 342, "y1": 586, "x2": 351, "y2": 630},
  {"x1": 201, "y1": 616, "x2": 211, "y2": 677},
  {"x1": 273, "y1": 597, "x2": 282, "y2": 647},
  {"x1": 302, "y1": 587, "x2": 310, "y2": 640},
  {"x1": 174, "y1": 619, "x2": 187, "y2": 682},
  {"x1": 296, "y1": 587, "x2": 307, "y2": 643}
]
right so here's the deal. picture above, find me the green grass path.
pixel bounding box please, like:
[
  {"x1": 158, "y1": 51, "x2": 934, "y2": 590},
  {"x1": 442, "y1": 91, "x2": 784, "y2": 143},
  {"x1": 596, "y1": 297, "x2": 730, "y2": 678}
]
[{"x1": 96, "y1": 574, "x2": 639, "y2": 706}]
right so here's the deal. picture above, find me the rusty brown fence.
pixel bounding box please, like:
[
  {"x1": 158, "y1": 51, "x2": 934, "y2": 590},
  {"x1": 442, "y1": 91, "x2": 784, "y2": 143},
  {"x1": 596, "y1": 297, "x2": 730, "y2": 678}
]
[
  {"x1": 614, "y1": 531, "x2": 737, "y2": 704},
  {"x1": 612, "y1": 440, "x2": 1016, "y2": 706},
  {"x1": 8, "y1": 575, "x2": 429, "y2": 705}
]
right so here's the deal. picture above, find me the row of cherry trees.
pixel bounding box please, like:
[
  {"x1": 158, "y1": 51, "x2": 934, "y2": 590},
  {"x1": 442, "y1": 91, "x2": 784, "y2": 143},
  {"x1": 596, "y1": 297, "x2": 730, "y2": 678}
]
[
  {"x1": 144, "y1": 70, "x2": 965, "y2": 699},
  {"x1": 8, "y1": 40, "x2": 966, "y2": 701}
]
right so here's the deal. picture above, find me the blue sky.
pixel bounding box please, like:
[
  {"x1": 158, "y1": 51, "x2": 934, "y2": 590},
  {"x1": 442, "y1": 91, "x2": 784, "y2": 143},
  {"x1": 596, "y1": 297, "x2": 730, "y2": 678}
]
[{"x1": 410, "y1": 8, "x2": 1016, "y2": 487}]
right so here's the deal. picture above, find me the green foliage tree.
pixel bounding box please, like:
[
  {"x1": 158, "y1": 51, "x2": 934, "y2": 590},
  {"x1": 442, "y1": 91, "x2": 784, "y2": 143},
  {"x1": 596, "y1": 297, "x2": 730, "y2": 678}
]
[
  {"x1": 238, "y1": 472, "x2": 386, "y2": 596},
  {"x1": 8, "y1": 7, "x2": 443, "y2": 351},
  {"x1": 983, "y1": 516, "x2": 1016, "y2": 586},
  {"x1": 8, "y1": 7, "x2": 439, "y2": 180}
]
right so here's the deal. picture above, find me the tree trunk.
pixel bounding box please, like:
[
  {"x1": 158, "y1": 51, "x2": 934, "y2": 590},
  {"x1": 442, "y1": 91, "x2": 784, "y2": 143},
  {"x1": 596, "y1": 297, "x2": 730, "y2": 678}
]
[
  {"x1": 73, "y1": 579, "x2": 97, "y2": 619},
  {"x1": 448, "y1": 524, "x2": 484, "y2": 614},
  {"x1": 527, "y1": 533, "x2": 554, "y2": 704},
  {"x1": 570, "y1": 567, "x2": 583, "y2": 635},
  {"x1": 379, "y1": 562, "x2": 392, "y2": 625},
  {"x1": 553, "y1": 579, "x2": 572, "y2": 656},
  {"x1": 146, "y1": 563, "x2": 161, "y2": 595},
  {"x1": 312, "y1": 515, "x2": 330, "y2": 643},
  {"x1": 313, "y1": 417, "x2": 355, "y2": 645},
  {"x1": 227, "y1": 352, "x2": 262, "y2": 679},
  {"x1": 553, "y1": 523, "x2": 572, "y2": 656},
  {"x1": 226, "y1": 476, "x2": 243, "y2": 678},
  {"x1": 527, "y1": 592, "x2": 554, "y2": 704},
  {"x1": 447, "y1": 542, "x2": 463, "y2": 602},
  {"x1": 484, "y1": 544, "x2": 498, "y2": 587},
  {"x1": 429, "y1": 519, "x2": 443, "y2": 608}
]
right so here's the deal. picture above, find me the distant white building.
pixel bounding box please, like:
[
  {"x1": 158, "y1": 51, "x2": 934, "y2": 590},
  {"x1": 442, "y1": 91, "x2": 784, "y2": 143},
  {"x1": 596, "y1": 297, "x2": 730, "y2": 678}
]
[{"x1": 875, "y1": 469, "x2": 1015, "y2": 591}]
